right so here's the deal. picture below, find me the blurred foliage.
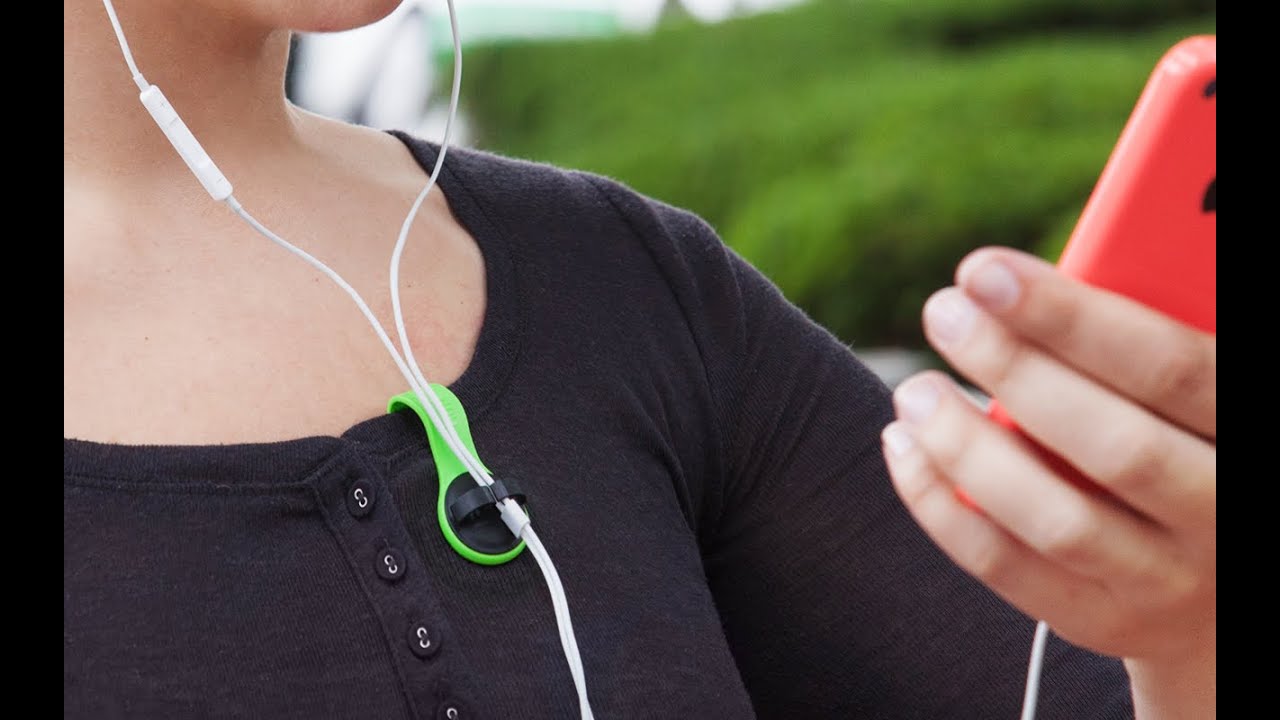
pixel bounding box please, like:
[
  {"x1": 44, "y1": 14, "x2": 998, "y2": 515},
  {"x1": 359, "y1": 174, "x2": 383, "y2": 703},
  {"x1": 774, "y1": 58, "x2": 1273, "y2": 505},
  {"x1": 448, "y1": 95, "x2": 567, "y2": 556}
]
[{"x1": 458, "y1": 0, "x2": 1215, "y2": 350}]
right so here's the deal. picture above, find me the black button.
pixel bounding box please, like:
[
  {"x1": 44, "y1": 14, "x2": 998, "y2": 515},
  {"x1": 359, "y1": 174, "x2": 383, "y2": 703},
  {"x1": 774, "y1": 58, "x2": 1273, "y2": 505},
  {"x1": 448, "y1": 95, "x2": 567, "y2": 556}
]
[
  {"x1": 408, "y1": 622, "x2": 441, "y2": 659},
  {"x1": 346, "y1": 479, "x2": 375, "y2": 518},
  {"x1": 438, "y1": 705, "x2": 460, "y2": 720},
  {"x1": 376, "y1": 547, "x2": 407, "y2": 582}
]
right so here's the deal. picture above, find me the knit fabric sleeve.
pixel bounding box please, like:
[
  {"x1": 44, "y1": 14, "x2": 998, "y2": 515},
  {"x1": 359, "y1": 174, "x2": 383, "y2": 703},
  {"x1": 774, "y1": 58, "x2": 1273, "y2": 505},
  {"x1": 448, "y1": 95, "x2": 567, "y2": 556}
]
[{"x1": 584, "y1": 172, "x2": 1134, "y2": 719}]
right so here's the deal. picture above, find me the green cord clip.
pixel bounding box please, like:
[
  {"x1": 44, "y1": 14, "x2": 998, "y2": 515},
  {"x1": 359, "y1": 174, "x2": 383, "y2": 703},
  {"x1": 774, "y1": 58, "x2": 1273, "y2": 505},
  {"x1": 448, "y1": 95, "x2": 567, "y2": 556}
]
[{"x1": 388, "y1": 385, "x2": 527, "y2": 566}]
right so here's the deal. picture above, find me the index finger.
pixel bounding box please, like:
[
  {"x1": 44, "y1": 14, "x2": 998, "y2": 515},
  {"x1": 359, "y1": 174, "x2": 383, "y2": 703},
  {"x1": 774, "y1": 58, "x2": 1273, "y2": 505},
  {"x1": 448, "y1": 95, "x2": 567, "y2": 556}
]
[{"x1": 955, "y1": 247, "x2": 1216, "y2": 440}]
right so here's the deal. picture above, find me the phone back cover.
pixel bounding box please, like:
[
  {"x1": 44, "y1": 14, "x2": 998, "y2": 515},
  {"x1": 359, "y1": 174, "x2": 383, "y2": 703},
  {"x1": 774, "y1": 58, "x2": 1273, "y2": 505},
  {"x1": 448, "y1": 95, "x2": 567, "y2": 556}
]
[{"x1": 1056, "y1": 35, "x2": 1216, "y2": 333}]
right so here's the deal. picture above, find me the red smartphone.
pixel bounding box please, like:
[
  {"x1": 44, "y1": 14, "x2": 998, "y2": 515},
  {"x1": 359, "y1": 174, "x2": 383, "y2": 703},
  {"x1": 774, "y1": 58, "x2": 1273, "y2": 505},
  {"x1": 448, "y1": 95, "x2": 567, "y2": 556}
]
[{"x1": 974, "y1": 35, "x2": 1216, "y2": 501}]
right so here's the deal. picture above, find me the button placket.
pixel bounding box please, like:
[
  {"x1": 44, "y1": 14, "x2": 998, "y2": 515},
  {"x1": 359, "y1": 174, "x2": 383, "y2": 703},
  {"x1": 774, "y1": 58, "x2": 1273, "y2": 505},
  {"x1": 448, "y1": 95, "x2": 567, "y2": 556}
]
[{"x1": 317, "y1": 450, "x2": 467, "y2": 720}]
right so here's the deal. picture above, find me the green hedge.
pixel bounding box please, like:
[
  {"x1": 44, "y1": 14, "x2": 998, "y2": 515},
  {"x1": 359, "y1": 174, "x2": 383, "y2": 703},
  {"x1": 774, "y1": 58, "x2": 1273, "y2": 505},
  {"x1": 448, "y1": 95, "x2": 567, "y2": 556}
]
[{"x1": 459, "y1": 0, "x2": 1215, "y2": 349}]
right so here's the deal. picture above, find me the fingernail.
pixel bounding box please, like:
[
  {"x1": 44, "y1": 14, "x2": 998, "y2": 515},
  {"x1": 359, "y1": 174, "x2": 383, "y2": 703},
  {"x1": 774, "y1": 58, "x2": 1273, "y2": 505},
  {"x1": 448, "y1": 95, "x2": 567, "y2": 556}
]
[
  {"x1": 881, "y1": 421, "x2": 915, "y2": 457},
  {"x1": 924, "y1": 290, "x2": 977, "y2": 348},
  {"x1": 895, "y1": 376, "x2": 940, "y2": 423},
  {"x1": 964, "y1": 259, "x2": 1021, "y2": 312}
]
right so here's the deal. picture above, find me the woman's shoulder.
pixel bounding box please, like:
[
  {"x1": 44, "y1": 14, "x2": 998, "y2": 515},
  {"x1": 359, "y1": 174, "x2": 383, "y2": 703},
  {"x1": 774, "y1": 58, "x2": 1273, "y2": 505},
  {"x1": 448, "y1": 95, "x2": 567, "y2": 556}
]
[{"x1": 388, "y1": 130, "x2": 720, "y2": 252}]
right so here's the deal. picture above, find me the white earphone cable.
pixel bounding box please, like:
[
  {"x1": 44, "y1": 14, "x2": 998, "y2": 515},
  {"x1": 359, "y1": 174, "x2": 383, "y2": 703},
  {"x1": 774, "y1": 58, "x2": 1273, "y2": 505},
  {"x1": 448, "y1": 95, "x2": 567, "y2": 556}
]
[
  {"x1": 101, "y1": 0, "x2": 145, "y2": 89},
  {"x1": 1019, "y1": 620, "x2": 1050, "y2": 720},
  {"x1": 99, "y1": 2, "x2": 594, "y2": 717},
  {"x1": 383, "y1": 3, "x2": 593, "y2": 715}
]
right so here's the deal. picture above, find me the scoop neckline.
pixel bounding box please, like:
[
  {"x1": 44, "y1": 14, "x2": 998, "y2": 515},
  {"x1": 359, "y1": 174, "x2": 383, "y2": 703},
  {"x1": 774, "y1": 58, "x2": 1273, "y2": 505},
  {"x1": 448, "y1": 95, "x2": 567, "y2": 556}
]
[{"x1": 64, "y1": 132, "x2": 524, "y2": 483}]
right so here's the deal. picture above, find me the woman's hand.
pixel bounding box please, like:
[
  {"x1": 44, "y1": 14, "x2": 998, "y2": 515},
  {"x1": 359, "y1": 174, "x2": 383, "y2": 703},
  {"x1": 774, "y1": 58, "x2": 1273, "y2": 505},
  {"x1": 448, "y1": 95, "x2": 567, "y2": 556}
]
[{"x1": 881, "y1": 246, "x2": 1215, "y2": 719}]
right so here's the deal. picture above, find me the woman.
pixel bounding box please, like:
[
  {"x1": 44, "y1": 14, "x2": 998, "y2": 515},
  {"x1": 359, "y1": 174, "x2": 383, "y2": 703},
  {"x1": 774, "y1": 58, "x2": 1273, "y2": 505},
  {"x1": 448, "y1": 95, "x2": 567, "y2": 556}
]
[{"x1": 64, "y1": 1, "x2": 1214, "y2": 718}]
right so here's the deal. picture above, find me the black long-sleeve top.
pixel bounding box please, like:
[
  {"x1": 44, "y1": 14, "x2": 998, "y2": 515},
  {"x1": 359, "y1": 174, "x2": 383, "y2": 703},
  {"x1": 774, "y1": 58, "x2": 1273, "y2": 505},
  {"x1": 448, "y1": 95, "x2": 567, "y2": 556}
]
[{"x1": 64, "y1": 133, "x2": 1133, "y2": 719}]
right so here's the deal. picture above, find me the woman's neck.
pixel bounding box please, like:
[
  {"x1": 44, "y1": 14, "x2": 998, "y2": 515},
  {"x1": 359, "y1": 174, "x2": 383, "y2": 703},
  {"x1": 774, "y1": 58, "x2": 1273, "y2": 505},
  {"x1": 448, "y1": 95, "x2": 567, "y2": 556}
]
[{"x1": 65, "y1": 1, "x2": 302, "y2": 200}]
